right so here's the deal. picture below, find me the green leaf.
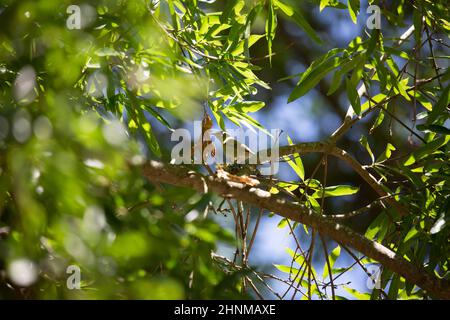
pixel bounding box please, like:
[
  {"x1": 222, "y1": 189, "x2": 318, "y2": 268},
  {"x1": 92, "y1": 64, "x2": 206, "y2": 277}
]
[
  {"x1": 428, "y1": 84, "x2": 450, "y2": 123},
  {"x1": 388, "y1": 274, "x2": 401, "y2": 299},
  {"x1": 404, "y1": 227, "x2": 419, "y2": 243},
  {"x1": 274, "y1": 264, "x2": 300, "y2": 275},
  {"x1": 286, "y1": 247, "x2": 305, "y2": 265},
  {"x1": 343, "y1": 286, "x2": 370, "y2": 300},
  {"x1": 307, "y1": 195, "x2": 321, "y2": 211},
  {"x1": 274, "y1": 0, "x2": 322, "y2": 44},
  {"x1": 132, "y1": 108, "x2": 161, "y2": 157},
  {"x1": 348, "y1": 0, "x2": 360, "y2": 24},
  {"x1": 385, "y1": 56, "x2": 399, "y2": 76},
  {"x1": 143, "y1": 106, "x2": 173, "y2": 130},
  {"x1": 284, "y1": 155, "x2": 305, "y2": 181},
  {"x1": 376, "y1": 143, "x2": 396, "y2": 163},
  {"x1": 265, "y1": 0, "x2": 277, "y2": 64},
  {"x1": 277, "y1": 181, "x2": 299, "y2": 192},
  {"x1": 320, "y1": 0, "x2": 331, "y2": 12},
  {"x1": 226, "y1": 110, "x2": 271, "y2": 135},
  {"x1": 231, "y1": 34, "x2": 265, "y2": 56},
  {"x1": 327, "y1": 53, "x2": 365, "y2": 95},
  {"x1": 277, "y1": 218, "x2": 288, "y2": 229},
  {"x1": 312, "y1": 185, "x2": 359, "y2": 198},
  {"x1": 323, "y1": 245, "x2": 341, "y2": 278},
  {"x1": 365, "y1": 213, "x2": 389, "y2": 240},
  {"x1": 383, "y1": 46, "x2": 410, "y2": 60},
  {"x1": 370, "y1": 109, "x2": 385, "y2": 133},
  {"x1": 395, "y1": 78, "x2": 411, "y2": 101},
  {"x1": 373, "y1": 55, "x2": 388, "y2": 88},
  {"x1": 328, "y1": 71, "x2": 344, "y2": 96},
  {"x1": 141, "y1": 122, "x2": 161, "y2": 157},
  {"x1": 229, "y1": 101, "x2": 265, "y2": 113},
  {"x1": 285, "y1": 135, "x2": 305, "y2": 180},
  {"x1": 288, "y1": 52, "x2": 341, "y2": 102},
  {"x1": 211, "y1": 107, "x2": 226, "y2": 131},
  {"x1": 361, "y1": 93, "x2": 387, "y2": 113},
  {"x1": 412, "y1": 90, "x2": 433, "y2": 111},
  {"x1": 346, "y1": 58, "x2": 364, "y2": 114},
  {"x1": 359, "y1": 135, "x2": 374, "y2": 164},
  {"x1": 416, "y1": 124, "x2": 450, "y2": 135},
  {"x1": 346, "y1": 77, "x2": 361, "y2": 115},
  {"x1": 404, "y1": 135, "x2": 450, "y2": 166}
]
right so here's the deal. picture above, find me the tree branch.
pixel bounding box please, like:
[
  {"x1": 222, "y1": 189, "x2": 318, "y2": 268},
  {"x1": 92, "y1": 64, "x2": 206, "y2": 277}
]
[
  {"x1": 142, "y1": 160, "x2": 450, "y2": 299},
  {"x1": 262, "y1": 141, "x2": 408, "y2": 216}
]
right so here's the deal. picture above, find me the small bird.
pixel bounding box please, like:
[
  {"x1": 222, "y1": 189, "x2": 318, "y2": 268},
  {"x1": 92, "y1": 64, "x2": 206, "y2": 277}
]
[{"x1": 211, "y1": 131, "x2": 255, "y2": 164}]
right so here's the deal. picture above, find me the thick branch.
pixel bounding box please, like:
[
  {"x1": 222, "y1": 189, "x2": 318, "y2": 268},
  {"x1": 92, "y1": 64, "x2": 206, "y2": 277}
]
[{"x1": 142, "y1": 160, "x2": 450, "y2": 299}]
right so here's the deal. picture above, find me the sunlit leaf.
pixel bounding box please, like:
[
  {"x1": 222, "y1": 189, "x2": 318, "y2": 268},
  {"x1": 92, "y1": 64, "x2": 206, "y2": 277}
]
[
  {"x1": 288, "y1": 51, "x2": 342, "y2": 102},
  {"x1": 323, "y1": 245, "x2": 341, "y2": 278},
  {"x1": 348, "y1": 0, "x2": 360, "y2": 24},
  {"x1": 359, "y1": 135, "x2": 374, "y2": 164},
  {"x1": 312, "y1": 185, "x2": 359, "y2": 198},
  {"x1": 275, "y1": 0, "x2": 322, "y2": 44}
]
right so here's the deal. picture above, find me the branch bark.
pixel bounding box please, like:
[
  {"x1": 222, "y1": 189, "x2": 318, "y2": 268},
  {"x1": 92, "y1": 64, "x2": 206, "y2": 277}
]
[{"x1": 142, "y1": 160, "x2": 450, "y2": 299}]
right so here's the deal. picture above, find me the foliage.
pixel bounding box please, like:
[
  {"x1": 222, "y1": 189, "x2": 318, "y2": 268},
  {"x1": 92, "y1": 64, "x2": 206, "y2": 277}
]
[{"x1": 0, "y1": 0, "x2": 449, "y2": 299}]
